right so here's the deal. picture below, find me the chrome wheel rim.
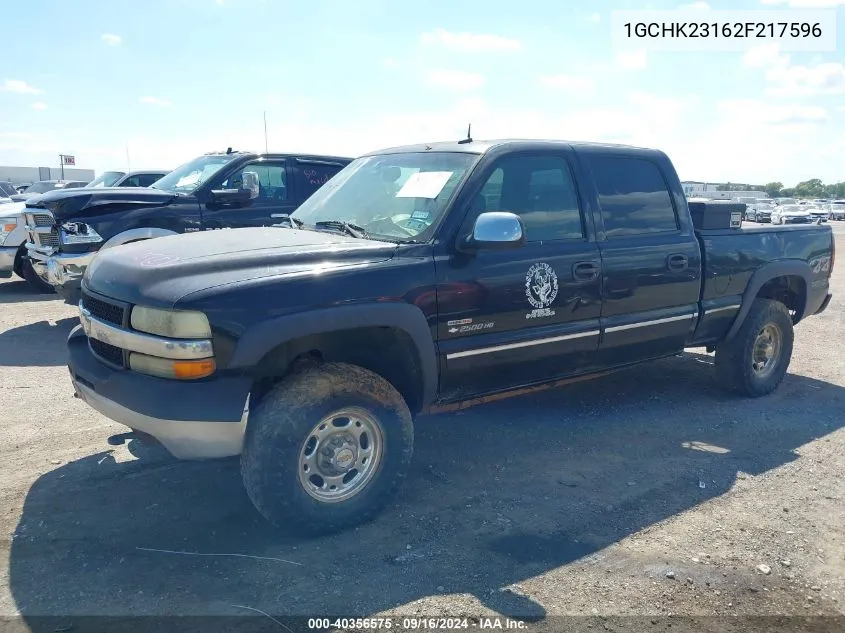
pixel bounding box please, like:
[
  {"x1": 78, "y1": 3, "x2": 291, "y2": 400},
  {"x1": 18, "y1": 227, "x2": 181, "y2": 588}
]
[
  {"x1": 751, "y1": 324, "x2": 781, "y2": 379},
  {"x1": 297, "y1": 407, "x2": 384, "y2": 503}
]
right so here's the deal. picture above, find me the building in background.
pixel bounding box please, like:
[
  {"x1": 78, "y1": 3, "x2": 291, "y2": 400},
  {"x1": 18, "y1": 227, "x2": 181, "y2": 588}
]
[
  {"x1": 0, "y1": 165, "x2": 95, "y2": 185},
  {"x1": 680, "y1": 181, "x2": 768, "y2": 200}
]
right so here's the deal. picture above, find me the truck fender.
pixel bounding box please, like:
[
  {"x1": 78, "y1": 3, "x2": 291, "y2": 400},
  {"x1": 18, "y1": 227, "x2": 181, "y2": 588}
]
[
  {"x1": 227, "y1": 303, "x2": 438, "y2": 407},
  {"x1": 99, "y1": 227, "x2": 179, "y2": 251},
  {"x1": 725, "y1": 259, "x2": 813, "y2": 340}
]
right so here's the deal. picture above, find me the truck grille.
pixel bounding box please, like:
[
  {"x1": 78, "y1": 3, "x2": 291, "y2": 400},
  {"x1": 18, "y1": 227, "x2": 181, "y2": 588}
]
[
  {"x1": 30, "y1": 213, "x2": 54, "y2": 226},
  {"x1": 89, "y1": 339, "x2": 125, "y2": 367},
  {"x1": 24, "y1": 208, "x2": 60, "y2": 249},
  {"x1": 81, "y1": 291, "x2": 128, "y2": 327},
  {"x1": 34, "y1": 230, "x2": 60, "y2": 248}
]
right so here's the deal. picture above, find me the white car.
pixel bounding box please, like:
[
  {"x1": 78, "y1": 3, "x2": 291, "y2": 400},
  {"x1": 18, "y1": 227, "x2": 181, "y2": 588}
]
[
  {"x1": 805, "y1": 206, "x2": 830, "y2": 223},
  {"x1": 771, "y1": 204, "x2": 812, "y2": 225},
  {"x1": 829, "y1": 200, "x2": 845, "y2": 221}
]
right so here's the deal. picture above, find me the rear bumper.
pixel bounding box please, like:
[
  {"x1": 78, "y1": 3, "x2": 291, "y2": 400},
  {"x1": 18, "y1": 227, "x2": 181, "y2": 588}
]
[{"x1": 67, "y1": 326, "x2": 251, "y2": 459}]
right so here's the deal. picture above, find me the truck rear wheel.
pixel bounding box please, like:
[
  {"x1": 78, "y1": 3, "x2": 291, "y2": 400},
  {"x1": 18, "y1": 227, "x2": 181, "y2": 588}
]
[
  {"x1": 714, "y1": 298, "x2": 793, "y2": 397},
  {"x1": 241, "y1": 362, "x2": 414, "y2": 534}
]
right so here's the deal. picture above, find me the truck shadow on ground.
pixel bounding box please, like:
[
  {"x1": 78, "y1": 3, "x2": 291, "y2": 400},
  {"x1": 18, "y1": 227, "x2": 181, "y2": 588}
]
[
  {"x1": 0, "y1": 279, "x2": 57, "y2": 304},
  {"x1": 0, "y1": 316, "x2": 76, "y2": 366},
  {"x1": 8, "y1": 352, "x2": 845, "y2": 624}
]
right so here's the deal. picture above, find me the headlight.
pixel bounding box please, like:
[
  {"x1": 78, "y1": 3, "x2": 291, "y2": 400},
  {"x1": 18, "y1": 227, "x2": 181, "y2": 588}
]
[
  {"x1": 130, "y1": 305, "x2": 212, "y2": 339},
  {"x1": 61, "y1": 222, "x2": 103, "y2": 244},
  {"x1": 129, "y1": 352, "x2": 216, "y2": 380},
  {"x1": 0, "y1": 216, "x2": 16, "y2": 244}
]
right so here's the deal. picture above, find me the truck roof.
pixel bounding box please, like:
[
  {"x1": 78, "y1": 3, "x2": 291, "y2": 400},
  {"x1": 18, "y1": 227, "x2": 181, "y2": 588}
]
[
  {"x1": 364, "y1": 138, "x2": 666, "y2": 158},
  {"x1": 203, "y1": 150, "x2": 352, "y2": 163}
]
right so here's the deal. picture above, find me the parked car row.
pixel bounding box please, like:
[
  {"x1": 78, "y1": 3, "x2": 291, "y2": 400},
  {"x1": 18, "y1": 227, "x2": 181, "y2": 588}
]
[
  {"x1": 16, "y1": 137, "x2": 828, "y2": 535},
  {"x1": 1, "y1": 170, "x2": 168, "y2": 287},
  {"x1": 741, "y1": 196, "x2": 845, "y2": 224},
  {"x1": 18, "y1": 152, "x2": 350, "y2": 301}
]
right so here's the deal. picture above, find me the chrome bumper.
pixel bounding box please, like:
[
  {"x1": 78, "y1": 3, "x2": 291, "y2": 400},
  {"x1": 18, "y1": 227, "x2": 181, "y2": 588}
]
[
  {"x1": 26, "y1": 245, "x2": 93, "y2": 286},
  {"x1": 0, "y1": 245, "x2": 16, "y2": 274}
]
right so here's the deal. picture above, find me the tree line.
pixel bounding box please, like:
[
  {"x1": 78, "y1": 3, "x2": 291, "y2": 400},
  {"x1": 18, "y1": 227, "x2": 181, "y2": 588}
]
[{"x1": 715, "y1": 179, "x2": 845, "y2": 199}]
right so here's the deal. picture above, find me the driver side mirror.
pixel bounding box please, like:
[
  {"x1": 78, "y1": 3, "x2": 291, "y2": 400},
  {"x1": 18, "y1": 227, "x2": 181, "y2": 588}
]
[
  {"x1": 459, "y1": 211, "x2": 526, "y2": 252},
  {"x1": 209, "y1": 170, "x2": 261, "y2": 205}
]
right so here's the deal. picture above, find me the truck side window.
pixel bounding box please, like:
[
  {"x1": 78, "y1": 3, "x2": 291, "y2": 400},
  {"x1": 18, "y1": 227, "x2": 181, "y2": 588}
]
[
  {"x1": 587, "y1": 156, "x2": 678, "y2": 238},
  {"x1": 120, "y1": 175, "x2": 142, "y2": 187},
  {"x1": 298, "y1": 162, "x2": 343, "y2": 199},
  {"x1": 223, "y1": 163, "x2": 287, "y2": 201},
  {"x1": 137, "y1": 174, "x2": 164, "y2": 187},
  {"x1": 476, "y1": 155, "x2": 583, "y2": 241}
]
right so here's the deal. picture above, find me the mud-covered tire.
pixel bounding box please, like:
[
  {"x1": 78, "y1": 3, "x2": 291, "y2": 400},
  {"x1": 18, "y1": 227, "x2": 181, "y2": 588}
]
[
  {"x1": 241, "y1": 362, "x2": 414, "y2": 535},
  {"x1": 21, "y1": 257, "x2": 55, "y2": 294},
  {"x1": 714, "y1": 298, "x2": 794, "y2": 397}
]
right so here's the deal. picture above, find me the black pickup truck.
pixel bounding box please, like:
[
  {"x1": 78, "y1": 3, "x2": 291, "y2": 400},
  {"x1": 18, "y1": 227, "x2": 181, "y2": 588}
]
[
  {"x1": 22, "y1": 150, "x2": 351, "y2": 301},
  {"x1": 67, "y1": 139, "x2": 834, "y2": 534}
]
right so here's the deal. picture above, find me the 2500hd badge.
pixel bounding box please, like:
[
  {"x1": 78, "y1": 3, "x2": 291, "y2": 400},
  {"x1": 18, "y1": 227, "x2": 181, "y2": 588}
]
[{"x1": 67, "y1": 138, "x2": 834, "y2": 534}]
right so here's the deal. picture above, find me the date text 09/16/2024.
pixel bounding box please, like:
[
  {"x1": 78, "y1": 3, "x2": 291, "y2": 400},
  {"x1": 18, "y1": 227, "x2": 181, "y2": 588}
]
[{"x1": 307, "y1": 617, "x2": 527, "y2": 630}]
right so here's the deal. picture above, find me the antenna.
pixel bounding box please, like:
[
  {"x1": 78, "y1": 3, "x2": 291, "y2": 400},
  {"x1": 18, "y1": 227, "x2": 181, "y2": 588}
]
[
  {"x1": 126, "y1": 142, "x2": 131, "y2": 173},
  {"x1": 263, "y1": 111, "x2": 269, "y2": 154},
  {"x1": 457, "y1": 123, "x2": 473, "y2": 144}
]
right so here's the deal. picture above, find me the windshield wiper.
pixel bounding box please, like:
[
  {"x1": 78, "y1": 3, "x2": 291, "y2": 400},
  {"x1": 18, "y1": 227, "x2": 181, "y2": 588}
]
[
  {"x1": 314, "y1": 220, "x2": 368, "y2": 239},
  {"x1": 271, "y1": 214, "x2": 305, "y2": 229}
]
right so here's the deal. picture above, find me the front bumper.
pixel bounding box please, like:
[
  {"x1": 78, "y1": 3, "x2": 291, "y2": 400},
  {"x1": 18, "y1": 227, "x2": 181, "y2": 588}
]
[
  {"x1": 0, "y1": 245, "x2": 16, "y2": 277},
  {"x1": 68, "y1": 326, "x2": 252, "y2": 459},
  {"x1": 26, "y1": 246, "x2": 93, "y2": 303},
  {"x1": 782, "y1": 217, "x2": 811, "y2": 224}
]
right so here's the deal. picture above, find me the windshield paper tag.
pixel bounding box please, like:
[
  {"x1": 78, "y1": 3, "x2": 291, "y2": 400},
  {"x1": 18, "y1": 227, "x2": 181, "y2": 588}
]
[
  {"x1": 410, "y1": 210, "x2": 431, "y2": 220},
  {"x1": 395, "y1": 171, "x2": 452, "y2": 199}
]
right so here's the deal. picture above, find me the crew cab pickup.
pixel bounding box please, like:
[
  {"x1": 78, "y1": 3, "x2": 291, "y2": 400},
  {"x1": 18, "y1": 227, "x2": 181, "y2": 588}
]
[
  {"x1": 67, "y1": 139, "x2": 834, "y2": 534},
  {"x1": 23, "y1": 150, "x2": 352, "y2": 302}
]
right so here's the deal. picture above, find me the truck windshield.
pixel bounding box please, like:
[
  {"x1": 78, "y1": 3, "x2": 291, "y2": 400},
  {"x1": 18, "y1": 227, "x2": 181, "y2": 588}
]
[
  {"x1": 86, "y1": 171, "x2": 126, "y2": 188},
  {"x1": 291, "y1": 151, "x2": 479, "y2": 241},
  {"x1": 150, "y1": 154, "x2": 237, "y2": 194}
]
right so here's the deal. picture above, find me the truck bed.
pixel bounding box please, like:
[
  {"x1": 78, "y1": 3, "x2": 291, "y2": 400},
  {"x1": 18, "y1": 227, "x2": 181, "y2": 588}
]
[{"x1": 692, "y1": 223, "x2": 833, "y2": 345}]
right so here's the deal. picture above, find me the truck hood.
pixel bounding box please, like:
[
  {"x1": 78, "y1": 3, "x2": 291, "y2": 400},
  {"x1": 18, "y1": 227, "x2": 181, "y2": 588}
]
[
  {"x1": 25, "y1": 187, "x2": 177, "y2": 221},
  {"x1": 84, "y1": 226, "x2": 398, "y2": 307},
  {"x1": 780, "y1": 209, "x2": 810, "y2": 217}
]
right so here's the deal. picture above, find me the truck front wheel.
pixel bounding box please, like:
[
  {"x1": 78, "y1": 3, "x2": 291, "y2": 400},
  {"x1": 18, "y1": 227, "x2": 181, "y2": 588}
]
[
  {"x1": 714, "y1": 298, "x2": 794, "y2": 397},
  {"x1": 241, "y1": 362, "x2": 414, "y2": 534},
  {"x1": 21, "y1": 257, "x2": 56, "y2": 294}
]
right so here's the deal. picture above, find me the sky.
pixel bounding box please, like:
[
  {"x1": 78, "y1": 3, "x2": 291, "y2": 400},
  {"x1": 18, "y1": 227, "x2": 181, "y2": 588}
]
[{"x1": 0, "y1": 0, "x2": 843, "y2": 186}]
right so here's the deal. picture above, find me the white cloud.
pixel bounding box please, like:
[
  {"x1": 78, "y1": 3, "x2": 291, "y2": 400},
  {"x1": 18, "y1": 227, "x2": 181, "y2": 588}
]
[
  {"x1": 382, "y1": 57, "x2": 399, "y2": 69},
  {"x1": 425, "y1": 69, "x2": 485, "y2": 91},
  {"x1": 140, "y1": 96, "x2": 172, "y2": 107},
  {"x1": 760, "y1": 0, "x2": 845, "y2": 6},
  {"x1": 2, "y1": 79, "x2": 44, "y2": 95},
  {"x1": 766, "y1": 62, "x2": 845, "y2": 97},
  {"x1": 420, "y1": 28, "x2": 521, "y2": 53},
  {"x1": 678, "y1": 1, "x2": 710, "y2": 8},
  {"x1": 31, "y1": 102, "x2": 48, "y2": 111},
  {"x1": 539, "y1": 74, "x2": 596, "y2": 95},
  {"x1": 587, "y1": 13, "x2": 601, "y2": 23},
  {"x1": 742, "y1": 43, "x2": 789, "y2": 69},
  {"x1": 742, "y1": 43, "x2": 845, "y2": 97},
  {"x1": 0, "y1": 132, "x2": 32, "y2": 139},
  {"x1": 614, "y1": 50, "x2": 648, "y2": 71},
  {"x1": 717, "y1": 99, "x2": 828, "y2": 124},
  {"x1": 101, "y1": 33, "x2": 122, "y2": 46}
]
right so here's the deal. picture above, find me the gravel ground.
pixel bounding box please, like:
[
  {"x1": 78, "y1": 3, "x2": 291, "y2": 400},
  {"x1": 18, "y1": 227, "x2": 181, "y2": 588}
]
[{"x1": 0, "y1": 224, "x2": 843, "y2": 633}]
